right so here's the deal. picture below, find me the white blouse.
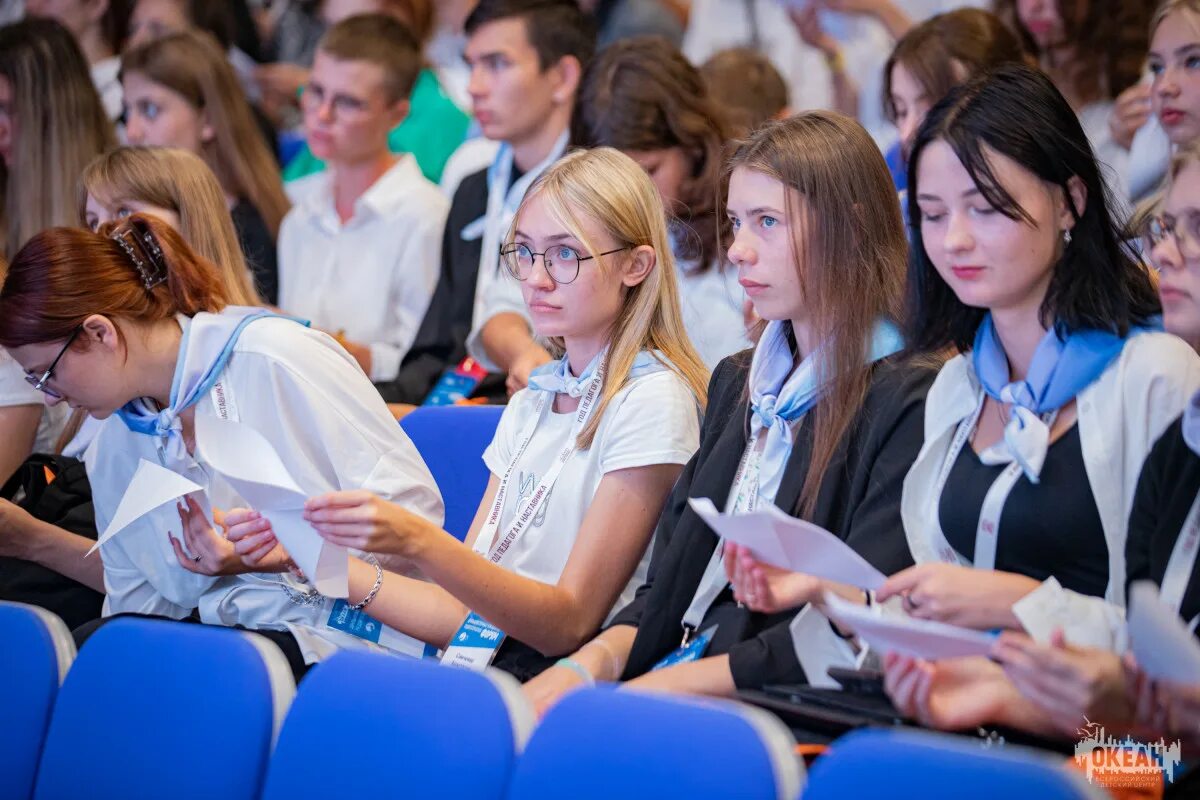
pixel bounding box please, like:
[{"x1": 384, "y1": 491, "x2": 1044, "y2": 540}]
[{"x1": 88, "y1": 317, "x2": 444, "y2": 663}]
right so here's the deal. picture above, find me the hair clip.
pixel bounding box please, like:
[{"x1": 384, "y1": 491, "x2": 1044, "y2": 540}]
[{"x1": 111, "y1": 230, "x2": 168, "y2": 291}]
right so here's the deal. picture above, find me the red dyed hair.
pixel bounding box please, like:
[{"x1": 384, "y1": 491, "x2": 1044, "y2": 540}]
[{"x1": 0, "y1": 214, "x2": 230, "y2": 348}]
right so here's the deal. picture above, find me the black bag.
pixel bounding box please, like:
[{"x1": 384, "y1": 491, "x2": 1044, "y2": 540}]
[{"x1": 0, "y1": 454, "x2": 104, "y2": 629}]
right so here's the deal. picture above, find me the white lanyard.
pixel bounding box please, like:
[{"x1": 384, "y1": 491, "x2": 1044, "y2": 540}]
[
  {"x1": 466, "y1": 133, "x2": 569, "y2": 327},
  {"x1": 472, "y1": 361, "x2": 605, "y2": 566},
  {"x1": 680, "y1": 431, "x2": 768, "y2": 643},
  {"x1": 1163, "y1": 491, "x2": 1200, "y2": 632},
  {"x1": 927, "y1": 392, "x2": 1056, "y2": 570}
]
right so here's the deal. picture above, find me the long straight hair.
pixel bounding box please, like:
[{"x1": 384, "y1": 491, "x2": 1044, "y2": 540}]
[
  {"x1": 79, "y1": 147, "x2": 261, "y2": 306},
  {"x1": 728, "y1": 113, "x2": 908, "y2": 517},
  {"x1": 510, "y1": 147, "x2": 709, "y2": 450},
  {"x1": 0, "y1": 18, "x2": 115, "y2": 259},
  {"x1": 120, "y1": 30, "x2": 290, "y2": 239}
]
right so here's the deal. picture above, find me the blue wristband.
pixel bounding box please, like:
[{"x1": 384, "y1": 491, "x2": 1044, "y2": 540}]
[{"x1": 555, "y1": 657, "x2": 595, "y2": 686}]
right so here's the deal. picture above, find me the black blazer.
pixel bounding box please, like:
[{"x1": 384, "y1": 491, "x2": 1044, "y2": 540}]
[{"x1": 612, "y1": 350, "x2": 934, "y2": 688}]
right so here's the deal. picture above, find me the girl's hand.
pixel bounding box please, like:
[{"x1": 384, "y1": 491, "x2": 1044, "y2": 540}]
[
  {"x1": 991, "y1": 630, "x2": 1132, "y2": 734},
  {"x1": 171, "y1": 498, "x2": 289, "y2": 575},
  {"x1": 0, "y1": 498, "x2": 38, "y2": 559},
  {"x1": 304, "y1": 490, "x2": 431, "y2": 558},
  {"x1": 883, "y1": 652, "x2": 1012, "y2": 731},
  {"x1": 724, "y1": 542, "x2": 832, "y2": 613},
  {"x1": 876, "y1": 563, "x2": 1039, "y2": 629},
  {"x1": 222, "y1": 508, "x2": 289, "y2": 569},
  {"x1": 522, "y1": 664, "x2": 591, "y2": 720}
]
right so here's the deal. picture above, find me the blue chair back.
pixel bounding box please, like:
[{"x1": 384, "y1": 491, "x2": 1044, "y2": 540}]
[
  {"x1": 802, "y1": 728, "x2": 1105, "y2": 800},
  {"x1": 0, "y1": 603, "x2": 74, "y2": 800},
  {"x1": 33, "y1": 618, "x2": 294, "y2": 800},
  {"x1": 261, "y1": 651, "x2": 532, "y2": 800},
  {"x1": 400, "y1": 405, "x2": 503, "y2": 539},
  {"x1": 506, "y1": 688, "x2": 803, "y2": 800}
]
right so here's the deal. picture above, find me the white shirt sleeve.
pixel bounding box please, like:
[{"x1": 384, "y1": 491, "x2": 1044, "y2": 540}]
[
  {"x1": 465, "y1": 266, "x2": 531, "y2": 371},
  {"x1": 597, "y1": 371, "x2": 701, "y2": 474},
  {"x1": 370, "y1": 201, "x2": 448, "y2": 382},
  {"x1": 482, "y1": 391, "x2": 527, "y2": 476}
]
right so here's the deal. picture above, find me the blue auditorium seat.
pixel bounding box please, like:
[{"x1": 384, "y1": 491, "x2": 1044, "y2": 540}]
[
  {"x1": 33, "y1": 618, "x2": 294, "y2": 800},
  {"x1": 0, "y1": 602, "x2": 75, "y2": 800},
  {"x1": 802, "y1": 728, "x2": 1106, "y2": 800},
  {"x1": 260, "y1": 651, "x2": 532, "y2": 799},
  {"x1": 506, "y1": 688, "x2": 804, "y2": 800},
  {"x1": 400, "y1": 405, "x2": 503, "y2": 539}
]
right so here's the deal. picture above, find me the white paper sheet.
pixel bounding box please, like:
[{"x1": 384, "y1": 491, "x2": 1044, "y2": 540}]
[
  {"x1": 1127, "y1": 580, "x2": 1200, "y2": 684},
  {"x1": 88, "y1": 459, "x2": 204, "y2": 555},
  {"x1": 822, "y1": 591, "x2": 998, "y2": 660},
  {"x1": 688, "y1": 497, "x2": 886, "y2": 590},
  {"x1": 195, "y1": 415, "x2": 349, "y2": 598}
]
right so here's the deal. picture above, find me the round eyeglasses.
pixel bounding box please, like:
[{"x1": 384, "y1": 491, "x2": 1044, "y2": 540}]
[{"x1": 499, "y1": 243, "x2": 629, "y2": 285}]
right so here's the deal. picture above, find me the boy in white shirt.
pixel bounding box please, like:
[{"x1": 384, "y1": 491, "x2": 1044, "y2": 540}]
[{"x1": 277, "y1": 13, "x2": 449, "y2": 385}]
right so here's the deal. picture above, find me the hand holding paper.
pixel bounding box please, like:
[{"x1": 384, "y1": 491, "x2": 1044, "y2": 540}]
[
  {"x1": 195, "y1": 414, "x2": 348, "y2": 598},
  {"x1": 688, "y1": 497, "x2": 886, "y2": 589},
  {"x1": 89, "y1": 459, "x2": 204, "y2": 555},
  {"x1": 823, "y1": 590, "x2": 997, "y2": 660},
  {"x1": 1127, "y1": 581, "x2": 1200, "y2": 684}
]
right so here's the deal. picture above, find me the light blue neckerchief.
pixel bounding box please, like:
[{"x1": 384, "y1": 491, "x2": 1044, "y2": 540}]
[
  {"x1": 972, "y1": 314, "x2": 1128, "y2": 481},
  {"x1": 117, "y1": 306, "x2": 307, "y2": 463},
  {"x1": 749, "y1": 319, "x2": 904, "y2": 504},
  {"x1": 528, "y1": 348, "x2": 667, "y2": 397}
]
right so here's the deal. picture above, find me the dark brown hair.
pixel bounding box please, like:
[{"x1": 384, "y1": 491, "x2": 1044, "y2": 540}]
[
  {"x1": 0, "y1": 215, "x2": 230, "y2": 349},
  {"x1": 884, "y1": 8, "x2": 1027, "y2": 123},
  {"x1": 573, "y1": 36, "x2": 735, "y2": 273},
  {"x1": 995, "y1": 0, "x2": 1156, "y2": 102},
  {"x1": 728, "y1": 113, "x2": 907, "y2": 517}
]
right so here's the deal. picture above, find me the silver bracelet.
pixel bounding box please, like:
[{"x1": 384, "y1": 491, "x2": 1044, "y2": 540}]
[{"x1": 350, "y1": 555, "x2": 383, "y2": 611}]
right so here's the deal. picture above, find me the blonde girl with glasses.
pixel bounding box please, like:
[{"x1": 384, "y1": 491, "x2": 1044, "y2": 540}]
[{"x1": 230, "y1": 147, "x2": 709, "y2": 680}]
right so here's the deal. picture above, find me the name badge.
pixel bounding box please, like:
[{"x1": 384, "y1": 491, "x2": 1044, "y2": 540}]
[
  {"x1": 651, "y1": 625, "x2": 718, "y2": 671},
  {"x1": 326, "y1": 598, "x2": 384, "y2": 644},
  {"x1": 440, "y1": 612, "x2": 506, "y2": 671}
]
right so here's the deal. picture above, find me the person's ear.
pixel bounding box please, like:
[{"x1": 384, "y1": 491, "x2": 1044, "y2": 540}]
[
  {"x1": 1059, "y1": 175, "x2": 1088, "y2": 232},
  {"x1": 199, "y1": 112, "x2": 216, "y2": 146},
  {"x1": 81, "y1": 314, "x2": 122, "y2": 355},
  {"x1": 386, "y1": 97, "x2": 410, "y2": 129},
  {"x1": 620, "y1": 245, "x2": 656, "y2": 288},
  {"x1": 549, "y1": 55, "x2": 582, "y2": 105}
]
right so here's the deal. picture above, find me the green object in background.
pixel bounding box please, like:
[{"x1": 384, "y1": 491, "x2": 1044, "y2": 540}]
[{"x1": 283, "y1": 69, "x2": 470, "y2": 185}]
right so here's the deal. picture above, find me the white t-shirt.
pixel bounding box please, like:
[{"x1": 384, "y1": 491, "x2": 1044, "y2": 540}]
[
  {"x1": 277, "y1": 154, "x2": 449, "y2": 382},
  {"x1": 481, "y1": 369, "x2": 701, "y2": 620},
  {"x1": 0, "y1": 348, "x2": 68, "y2": 455}
]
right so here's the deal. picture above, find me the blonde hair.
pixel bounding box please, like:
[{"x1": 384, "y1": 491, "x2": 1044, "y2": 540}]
[
  {"x1": 120, "y1": 30, "x2": 290, "y2": 239},
  {"x1": 728, "y1": 113, "x2": 907, "y2": 517},
  {"x1": 79, "y1": 147, "x2": 261, "y2": 305},
  {"x1": 1151, "y1": 0, "x2": 1200, "y2": 36},
  {"x1": 0, "y1": 19, "x2": 116, "y2": 259},
  {"x1": 511, "y1": 147, "x2": 709, "y2": 450}
]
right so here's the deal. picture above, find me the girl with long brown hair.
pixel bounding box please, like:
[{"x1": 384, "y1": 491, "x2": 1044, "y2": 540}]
[
  {"x1": 572, "y1": 36, "x2": 750, "y2": 369},
  {"x1": 0, "y1": 215, "x2": 442, "y2": 676},
  {"x1": 121, "y1": 29, "x2": 289, "y2": 302},
  {"x1": 523, "y1": 112, "x2": 933, "y2": 713}
]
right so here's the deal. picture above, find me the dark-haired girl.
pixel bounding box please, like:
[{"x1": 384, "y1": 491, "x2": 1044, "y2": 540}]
[
  {"x1": 0, "y1": 216, "x2": 443, "y2": 673},
  {"x1": 883, "y1": 63, "x2": 1200, "y2": 649}
]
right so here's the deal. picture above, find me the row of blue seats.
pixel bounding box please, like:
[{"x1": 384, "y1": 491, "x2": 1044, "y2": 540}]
[{"x1": 2, "y1": 601, "x2": 1105, "y2": 800}]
